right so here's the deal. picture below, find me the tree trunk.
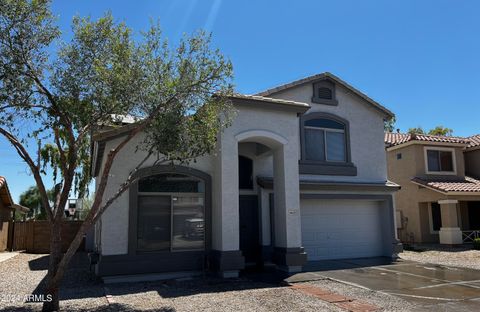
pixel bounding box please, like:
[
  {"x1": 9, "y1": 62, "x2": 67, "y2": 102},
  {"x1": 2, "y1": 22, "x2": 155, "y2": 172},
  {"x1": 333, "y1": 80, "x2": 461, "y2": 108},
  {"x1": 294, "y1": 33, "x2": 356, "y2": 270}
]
[{"x1": 42, "y1": 221, "x2": 62, "y2": 312}]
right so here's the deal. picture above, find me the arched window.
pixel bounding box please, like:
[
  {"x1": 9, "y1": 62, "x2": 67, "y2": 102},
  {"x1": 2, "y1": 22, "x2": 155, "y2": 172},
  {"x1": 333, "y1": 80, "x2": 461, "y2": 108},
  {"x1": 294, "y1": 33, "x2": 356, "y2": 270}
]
[
  {"x1": 304, "y1": 118, "x2": 346, "y2": 162},
  {"x1": 238, "y1": 155, "x2": 253, "y2": 189},
  {"x1": 136, "y1": 173, "x2": 205, "y2": 252},
  {"x1": 300, "y1": 113, "x2": 357, "y2": 176}
]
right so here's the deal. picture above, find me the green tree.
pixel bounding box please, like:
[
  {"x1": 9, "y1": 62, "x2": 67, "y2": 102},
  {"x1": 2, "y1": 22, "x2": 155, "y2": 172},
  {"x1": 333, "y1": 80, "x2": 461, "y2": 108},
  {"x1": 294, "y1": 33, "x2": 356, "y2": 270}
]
[
  {"x1": 428, "y1": 126, "x2": 453, "y2": 136},
  {"x1": 0, "y1": 1, "x2": 233, "y2": 310},
  {"x1": 19, "y1": 186, "x2": 54, "y2": 220},
  {"x1": 407, "y1": 127, "x2": 425, "y2": 135},
  {"x1": 384, "y1": 116, "x2": 396, "y2": 132}
]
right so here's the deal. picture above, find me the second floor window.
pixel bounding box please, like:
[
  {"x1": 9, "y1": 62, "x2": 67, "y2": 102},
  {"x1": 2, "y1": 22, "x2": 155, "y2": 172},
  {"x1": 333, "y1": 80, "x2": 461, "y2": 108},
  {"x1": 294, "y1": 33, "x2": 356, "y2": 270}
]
[
  {"x1": 426, "y1": 149, "x2": 454, "y2": 173},
  {"x1": 304, "y1": 118, "x2": 346, "y2": 162}
]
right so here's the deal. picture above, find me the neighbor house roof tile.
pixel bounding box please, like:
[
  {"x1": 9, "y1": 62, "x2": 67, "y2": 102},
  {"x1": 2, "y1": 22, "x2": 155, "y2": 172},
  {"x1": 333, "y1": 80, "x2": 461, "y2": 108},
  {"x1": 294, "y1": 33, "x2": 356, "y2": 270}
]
[
  {"x1": 411, "y1": 176, "x2": 480, "y2": 194},
  {"x1": 385, "y1": 132, "x2": 470, "y2": 147},
  {"x1": 467, "y1": 134, "x2": 480, "y2": 149}
]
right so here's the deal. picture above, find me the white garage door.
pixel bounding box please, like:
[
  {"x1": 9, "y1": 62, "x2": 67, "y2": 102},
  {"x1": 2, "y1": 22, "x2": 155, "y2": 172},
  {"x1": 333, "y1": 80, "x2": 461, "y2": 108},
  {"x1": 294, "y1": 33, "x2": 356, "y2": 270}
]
[{"x1": 301, "y1": 199, "x2": 383, "y2": 261}]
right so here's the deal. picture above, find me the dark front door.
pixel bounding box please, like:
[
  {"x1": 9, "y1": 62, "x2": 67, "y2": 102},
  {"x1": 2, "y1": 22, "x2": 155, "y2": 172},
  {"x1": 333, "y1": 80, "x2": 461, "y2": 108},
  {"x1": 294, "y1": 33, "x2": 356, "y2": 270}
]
[
  {"x1": 468, "y1": 202, "x2": 480, "y2": 230},
  {"x1": 239, "y1": 195, "x2": 260, "y2": 264}
]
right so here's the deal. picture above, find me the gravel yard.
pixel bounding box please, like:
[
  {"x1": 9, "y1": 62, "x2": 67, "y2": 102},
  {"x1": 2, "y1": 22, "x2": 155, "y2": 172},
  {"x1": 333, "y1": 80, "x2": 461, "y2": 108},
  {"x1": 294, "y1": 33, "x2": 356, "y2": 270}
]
[
  {"x1": 106, "y1": 279, "x2": 343, "y2": 312},
  {"x1": 0, "y1": 252, "x2": 366, "y2": 312},
  {"x1": 398, "y1": 245, "x2": 480, "y2": 270},
  {"x1": 5, "y1": 249, "x2": 476, "y2": 311},
  {"x1": 0, "y1": 252, "x2": 106, "y2": 311}
]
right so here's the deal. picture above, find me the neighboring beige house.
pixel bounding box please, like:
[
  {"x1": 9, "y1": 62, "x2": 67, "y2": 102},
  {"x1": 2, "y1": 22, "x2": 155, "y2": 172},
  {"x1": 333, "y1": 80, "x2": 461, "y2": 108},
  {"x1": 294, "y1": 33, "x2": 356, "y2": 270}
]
[
  {"x1": 385, "y1": 133, "x2": 480, "y2": 245},
  {"x1": 91, "y1": 72, "x2": 401, "y2": 279}
]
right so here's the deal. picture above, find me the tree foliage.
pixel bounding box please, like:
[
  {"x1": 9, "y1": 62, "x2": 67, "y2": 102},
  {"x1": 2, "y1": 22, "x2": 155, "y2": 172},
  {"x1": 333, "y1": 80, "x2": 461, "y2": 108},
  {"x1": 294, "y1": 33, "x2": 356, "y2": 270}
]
[
  {"x1": 384, "y1": 116, "x2": 396, "y2": 132},
  {"x1": 0, "y1": 1, "x2": 234, "y2": 310},
  {"x1": 407, "y1": 126, "x2": 453, "y2": 136},
  {"x1": 19, "y1": 185, "x2": 54, "y2": 220},
  {"x1": 407, "y1": 127, "x2": 425, "y2": 135},
  {"x1": 428, "y1": 126, "x2": 453, "y2": 136}
]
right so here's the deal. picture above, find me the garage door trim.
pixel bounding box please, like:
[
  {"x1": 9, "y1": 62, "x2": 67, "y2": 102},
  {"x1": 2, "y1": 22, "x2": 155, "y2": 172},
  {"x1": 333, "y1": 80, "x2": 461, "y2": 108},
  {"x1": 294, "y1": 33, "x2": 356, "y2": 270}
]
[{"x1": 300, "y1": 193, "x2": 396, "y2": 261}]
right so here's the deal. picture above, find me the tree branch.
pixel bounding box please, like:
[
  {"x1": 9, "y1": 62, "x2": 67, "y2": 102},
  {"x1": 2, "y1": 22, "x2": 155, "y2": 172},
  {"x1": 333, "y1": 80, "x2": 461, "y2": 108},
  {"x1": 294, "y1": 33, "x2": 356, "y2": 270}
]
[{"x1": 0, "y1": 127, "x2": 53, "y2": 222}]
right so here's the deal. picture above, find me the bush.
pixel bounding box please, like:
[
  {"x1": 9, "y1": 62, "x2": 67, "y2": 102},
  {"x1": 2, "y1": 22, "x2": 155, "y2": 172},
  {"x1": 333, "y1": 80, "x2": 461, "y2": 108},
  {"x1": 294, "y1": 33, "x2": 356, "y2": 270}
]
[{"x1": 474, "y1": 238, "x2": 480, "y2": 250}]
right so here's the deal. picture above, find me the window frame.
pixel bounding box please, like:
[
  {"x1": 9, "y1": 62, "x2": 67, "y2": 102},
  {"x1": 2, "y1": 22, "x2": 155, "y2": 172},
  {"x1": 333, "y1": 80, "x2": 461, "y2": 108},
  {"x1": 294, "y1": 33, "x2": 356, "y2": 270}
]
[
  {"x1": 128, "y1": 165, "x2": 212, "y2": 256},
  {"x1": 136, "y1": 190, "x2": 206, "y2": 253},
  {"x1": 423, "y1": 146, "x2": 457, "y2": 175},
  {"x1": 303, "y1": 125, "x2": 346, "y2": 162},
  {"x1": 299, "y1": 112, "x2": 357, "y2": 176}
]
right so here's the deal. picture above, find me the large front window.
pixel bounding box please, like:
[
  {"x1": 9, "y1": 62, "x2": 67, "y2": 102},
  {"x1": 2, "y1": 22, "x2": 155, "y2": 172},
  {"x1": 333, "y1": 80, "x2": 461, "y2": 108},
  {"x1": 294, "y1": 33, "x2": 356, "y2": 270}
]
[
  {"x1": 304, "y1": 118, "x2": 346, "y2": 162},
  {"x1": 137, "y1": 173, "x2": 205, "y2": 252}
]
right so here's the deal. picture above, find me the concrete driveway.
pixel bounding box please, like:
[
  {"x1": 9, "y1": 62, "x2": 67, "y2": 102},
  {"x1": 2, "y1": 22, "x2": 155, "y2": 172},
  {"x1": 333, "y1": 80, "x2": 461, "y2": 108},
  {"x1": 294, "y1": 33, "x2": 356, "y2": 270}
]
[{"x1": 287, "y1": 257, "x2": 480, "y2": 311}]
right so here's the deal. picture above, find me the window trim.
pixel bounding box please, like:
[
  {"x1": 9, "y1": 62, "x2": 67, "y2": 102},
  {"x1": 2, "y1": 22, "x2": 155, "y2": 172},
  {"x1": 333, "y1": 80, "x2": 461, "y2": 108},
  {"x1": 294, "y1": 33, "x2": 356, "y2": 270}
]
[
  {"x1": 299, "y1": 112, "x2": 357, "y2": 176},
  {"x1": 423, "y1": 146, "x2": 457, "y2": 175},
  {"x1": 128, "y1": 165, "x2": 212, "y2": 256}
]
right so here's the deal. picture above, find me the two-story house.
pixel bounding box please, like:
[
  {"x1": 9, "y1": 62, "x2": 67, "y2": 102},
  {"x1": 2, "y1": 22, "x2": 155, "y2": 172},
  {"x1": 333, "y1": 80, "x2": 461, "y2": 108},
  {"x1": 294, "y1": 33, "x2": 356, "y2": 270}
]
[
  {"x1": 90, "y1": 72, "x2": 401, "y2": 279},
  {"x1": 385, "y1": 133, "x2": 480, "y2": 246}
]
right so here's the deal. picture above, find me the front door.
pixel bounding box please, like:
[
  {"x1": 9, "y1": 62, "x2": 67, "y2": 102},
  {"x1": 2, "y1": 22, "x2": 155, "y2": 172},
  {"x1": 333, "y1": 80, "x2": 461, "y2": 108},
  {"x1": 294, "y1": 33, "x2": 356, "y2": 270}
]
[{"x1": 239, "y1": 195, "x2": 260, "y2": 265}]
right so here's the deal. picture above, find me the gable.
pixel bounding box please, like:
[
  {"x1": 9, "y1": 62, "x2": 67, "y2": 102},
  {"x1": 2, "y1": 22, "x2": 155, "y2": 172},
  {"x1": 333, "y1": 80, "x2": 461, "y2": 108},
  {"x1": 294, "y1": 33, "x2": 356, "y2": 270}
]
[{"x1": 256, "y1": 72, "x2": 394, "y2": 119}]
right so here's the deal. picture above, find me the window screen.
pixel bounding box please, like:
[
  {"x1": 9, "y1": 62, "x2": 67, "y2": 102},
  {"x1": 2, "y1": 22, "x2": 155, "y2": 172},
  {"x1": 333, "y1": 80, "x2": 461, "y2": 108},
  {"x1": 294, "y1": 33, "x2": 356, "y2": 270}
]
[
  {"x1": 427, "y1": 150, "x2": 453, "y2": 172},
  {"x1": 326, "y1": 131, "x2": 346, "y2": 161},
  {"x1": 137, "y1": 195, "x2": 171, "y2": 252},
  {"x1": 137, "y1": 173, "x2": 206, "y2": 253},
  {"x1": 304, "y1": 118, "x2": 346, "y2": 162},
  {"x1": 305, "y1": 128, "x2": 325, "y2": 161},
  {"x1": 172, "y1": 196, "x2": 205, "y2": 251}
]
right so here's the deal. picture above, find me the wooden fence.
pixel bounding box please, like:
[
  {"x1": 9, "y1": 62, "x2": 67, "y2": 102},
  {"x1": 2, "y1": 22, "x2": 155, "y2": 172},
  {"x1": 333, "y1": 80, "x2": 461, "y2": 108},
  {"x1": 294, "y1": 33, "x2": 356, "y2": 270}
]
[{"x1": 12, "y1": 220, "x2": 85, "y2": 253}]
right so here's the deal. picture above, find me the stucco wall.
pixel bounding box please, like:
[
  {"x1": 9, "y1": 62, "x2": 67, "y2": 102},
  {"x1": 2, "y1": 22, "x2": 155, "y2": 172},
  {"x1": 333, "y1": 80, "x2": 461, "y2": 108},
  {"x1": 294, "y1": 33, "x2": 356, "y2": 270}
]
[
  {"x1": 465, "y1": 149, "x2": 480, "y2": 178},
  {"x1": 269, "y1": 83, "x2": 388, "y2": 183},
  {"x1": 96, "y1": 79, "x2": 395, "y2": 256},
  {"x1": 213, "y1": 104, "x2": 301, "y2": 250},
  {"x1": 97, "y1": 133, "x2": 215, "y2": 256},
  {"x1": 97, "y1": 103, "x2": 301, "y2": 255},
  {"x1": 387, "y1": 143, "x2": 467, "y2": 243}
]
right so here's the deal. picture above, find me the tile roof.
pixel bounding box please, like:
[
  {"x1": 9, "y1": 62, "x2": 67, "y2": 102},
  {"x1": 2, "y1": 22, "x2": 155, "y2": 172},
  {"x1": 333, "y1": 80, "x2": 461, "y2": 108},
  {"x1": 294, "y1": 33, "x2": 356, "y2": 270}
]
[
  {"x1": 411, "y1": 176, "x2": 480, "y2": 194},
  {"x1": 255, "y1": 72, "x2": 395, "y2": 118},
  {"x1": 467, "y1": 134, "x2": 480, "y2": 149},
  {"x1": 385, "y1": 132, "x2": 470, "y2": 147},
  {"x1": 229, "y1": 94, "x2": 311, "y2": 110}
]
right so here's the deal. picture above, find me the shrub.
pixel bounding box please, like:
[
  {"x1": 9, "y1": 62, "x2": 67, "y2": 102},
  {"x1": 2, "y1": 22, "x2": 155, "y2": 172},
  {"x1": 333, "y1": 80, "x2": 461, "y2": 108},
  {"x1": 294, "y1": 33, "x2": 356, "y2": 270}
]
[{"x1": 473, "y1": 238, "x2": 480, "y2": 250}]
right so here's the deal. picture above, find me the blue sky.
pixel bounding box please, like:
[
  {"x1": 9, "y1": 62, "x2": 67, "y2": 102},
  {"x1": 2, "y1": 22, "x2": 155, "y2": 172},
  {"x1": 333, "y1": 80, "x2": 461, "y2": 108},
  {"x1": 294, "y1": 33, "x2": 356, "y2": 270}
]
[{"x1": 2, "y1": 0, "x2": 480, "y2": 201}]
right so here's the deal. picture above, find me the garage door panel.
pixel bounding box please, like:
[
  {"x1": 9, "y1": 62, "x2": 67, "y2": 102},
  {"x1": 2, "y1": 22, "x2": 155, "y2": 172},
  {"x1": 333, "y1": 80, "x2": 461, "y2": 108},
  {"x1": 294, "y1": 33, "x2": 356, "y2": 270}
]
[{"x1": 301, "y1": 199, "x2": 383, "y2": 261}]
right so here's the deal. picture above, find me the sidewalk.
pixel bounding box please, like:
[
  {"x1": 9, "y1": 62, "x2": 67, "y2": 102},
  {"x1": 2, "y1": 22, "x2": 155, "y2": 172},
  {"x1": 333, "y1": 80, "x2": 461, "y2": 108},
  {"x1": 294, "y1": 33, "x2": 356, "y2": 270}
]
[{"x1": 0, "y1": 252, "x2": 18, "y2": 263}]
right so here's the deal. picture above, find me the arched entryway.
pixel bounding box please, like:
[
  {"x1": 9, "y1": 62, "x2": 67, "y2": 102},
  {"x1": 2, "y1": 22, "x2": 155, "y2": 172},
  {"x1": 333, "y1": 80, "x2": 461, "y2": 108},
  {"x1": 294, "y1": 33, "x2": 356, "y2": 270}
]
[{"x1": 235, "y1": 130, "x2": 304, "y2": 271}]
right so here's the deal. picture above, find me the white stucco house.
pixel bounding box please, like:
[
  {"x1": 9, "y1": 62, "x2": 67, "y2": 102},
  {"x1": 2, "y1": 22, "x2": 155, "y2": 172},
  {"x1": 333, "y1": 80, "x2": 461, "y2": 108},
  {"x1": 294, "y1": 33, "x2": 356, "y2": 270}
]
[{"x1": 90, "y1": 72, "x2": 402, "y2": 278}]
